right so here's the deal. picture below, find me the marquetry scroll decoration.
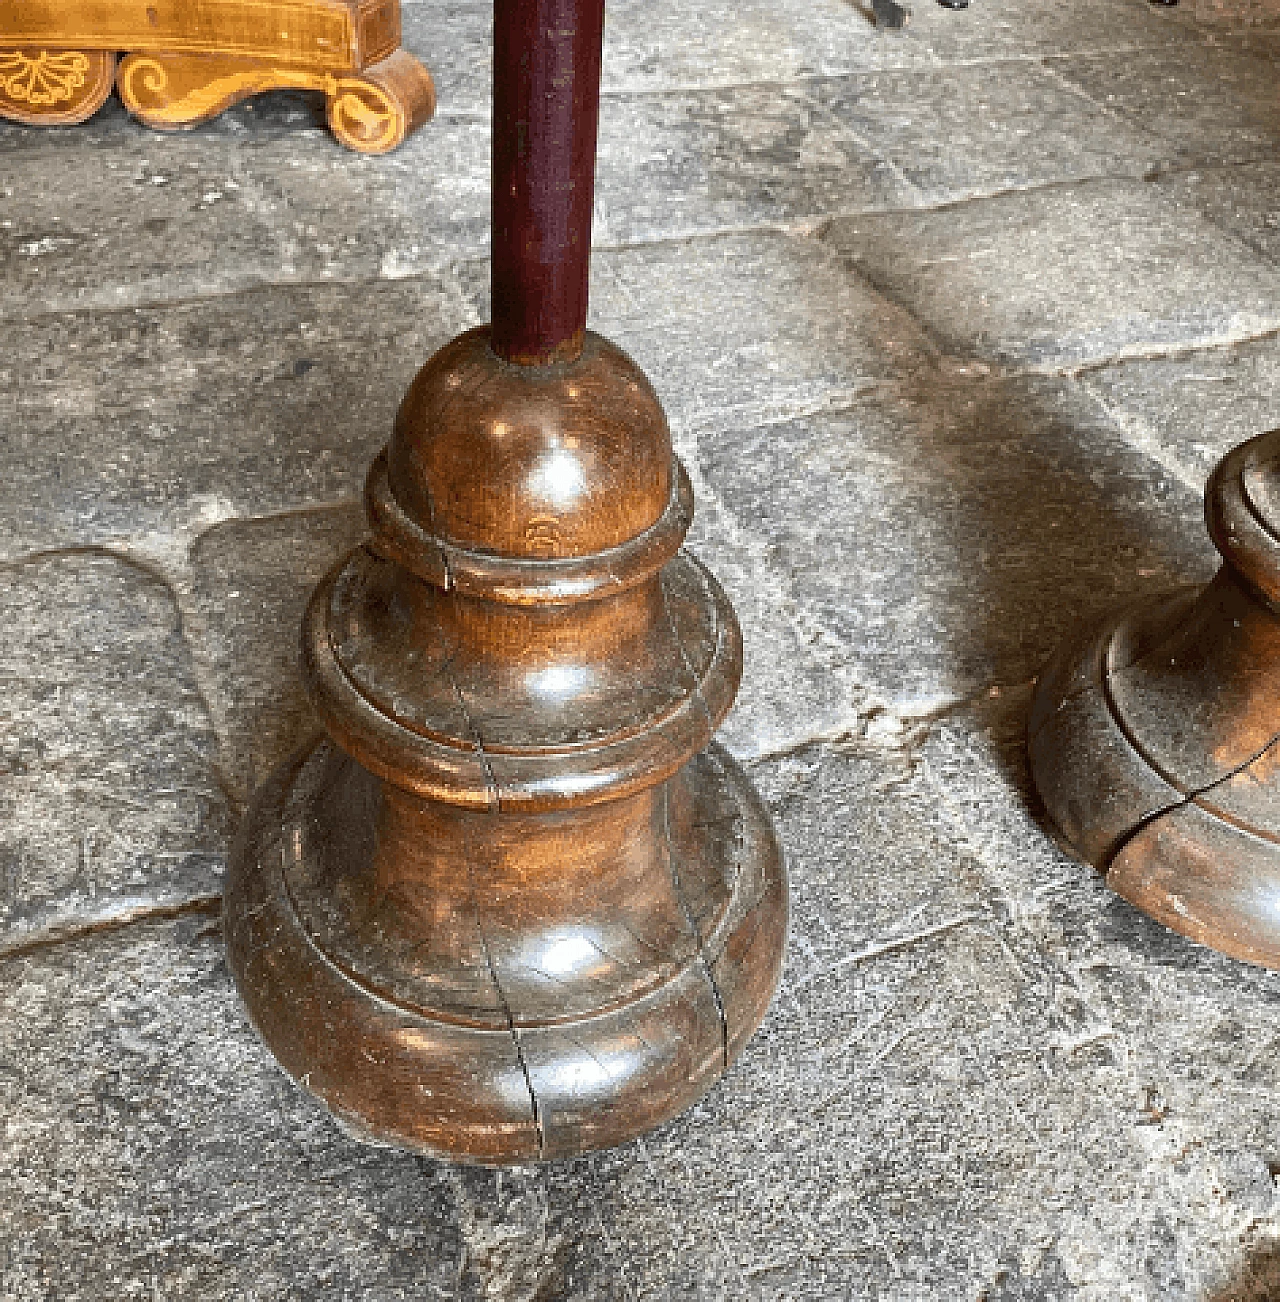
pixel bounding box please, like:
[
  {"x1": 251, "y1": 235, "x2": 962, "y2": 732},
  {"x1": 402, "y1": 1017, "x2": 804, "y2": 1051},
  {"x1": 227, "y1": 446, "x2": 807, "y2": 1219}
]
[
  {"x1": 0, "y1": 0, "x2": 433, "y2": 152},
  {"x1": 116, "y1": 49, "x2": 433, "y2": 153},
  {"x1": 0, "y1": 48, "x2": 115, "y2": 125}
]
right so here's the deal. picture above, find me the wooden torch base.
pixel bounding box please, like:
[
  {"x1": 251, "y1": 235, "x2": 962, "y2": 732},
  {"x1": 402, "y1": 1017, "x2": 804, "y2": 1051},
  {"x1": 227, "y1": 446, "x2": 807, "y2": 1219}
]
[
  {"x1": 226, "y1": 737, "x2": 784, "y2": 1163},
  {"x1": 223, "y1": 327, "x2": 787, "y2": 1162},
  {"x1": 1029, "y1": 429, "x2": 1280, "y2": 968}
]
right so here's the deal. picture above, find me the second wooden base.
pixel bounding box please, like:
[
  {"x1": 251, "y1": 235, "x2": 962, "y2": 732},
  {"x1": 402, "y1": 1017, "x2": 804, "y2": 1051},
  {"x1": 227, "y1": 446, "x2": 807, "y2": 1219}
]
[{"x1": 1029, "y1": 429, "x2": 1280, "y2": 968}]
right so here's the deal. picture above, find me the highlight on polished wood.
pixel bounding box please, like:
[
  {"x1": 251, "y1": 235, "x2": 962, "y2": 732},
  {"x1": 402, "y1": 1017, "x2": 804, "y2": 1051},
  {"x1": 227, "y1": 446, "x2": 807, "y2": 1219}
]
[
  {"x1": 1029, "y1": 428, "x2": 1280, "y2": 969},
  {"x1": 222, "y1": 0, "x2": 788, "y2": 1162},
  {"x1": 0, "y1": 0, "x2": 434, "y2": 152}
]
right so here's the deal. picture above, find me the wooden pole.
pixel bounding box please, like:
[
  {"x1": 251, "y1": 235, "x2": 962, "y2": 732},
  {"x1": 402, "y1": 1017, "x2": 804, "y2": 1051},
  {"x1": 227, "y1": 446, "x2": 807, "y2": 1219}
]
[{"x1": 490, "y1": 0, "x2": 605, "y2": 364}]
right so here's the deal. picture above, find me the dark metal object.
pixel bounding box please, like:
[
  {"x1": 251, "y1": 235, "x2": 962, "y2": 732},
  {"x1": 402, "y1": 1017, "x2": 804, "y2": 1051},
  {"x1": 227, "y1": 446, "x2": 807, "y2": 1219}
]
[
  {"x1": 1029, "y1": 429, "x2": 1280, "y2": 968},
  {"x1": 223, "y1": 0, "x2": 787, "y2": 1163},
  {"x1": 872, "y1": 0, "x2": 911, "y2": 27}
]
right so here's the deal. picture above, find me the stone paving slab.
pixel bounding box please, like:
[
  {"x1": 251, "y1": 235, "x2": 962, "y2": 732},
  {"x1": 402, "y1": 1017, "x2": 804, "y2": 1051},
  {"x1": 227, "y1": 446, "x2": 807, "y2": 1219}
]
[
  {"x1": 1158, "y1": 160, "x2": 1280, "y2": 270},
  {"x1": 1081, "y1": 333, "x2": 1280, "y2": 490},
  {"x1": 823, "y1": 178, "x2": 1280, "y2": 372},
  {"x1": 0, "y1": 114, "x2": 488, "y2": 315},
  {"x1": 594, "y1": 85, "x2": 914, "y2": 245},
  {"x1": 183, "y1": 506, "x2": 366, "y2": 806},
  {"x1": 686, "y1": 487, "x2": 871, "y2": 762},
  {"x1": 852, "y1": 0, "x2": 1191, "y2": 68},
  {"x1": 914, "y1": 697, "x2": 1280, "y2": 1301},
  {"x1": 0, "y1": 551, "x2": 226, "y2": 953},
  {"x1": 404, "y1": 0, "x2": 1190, "y2": 111},
  {"x1": 0, "y1": 912, "x2": 467, "y2": 1301},
  {"x1": 1171, "y1": 0, "x2": 1280, "y2": 34},
  {"x1": 0, "y1": 277, "x2": 469, "y2": 562},
  {"x1": 595, "y1": 0, "x2": 1190, "y2": 95},
  {"x1": 401, "y1": 1, "x2": 492, "y2": 119},
  {"x1": 1048, "y1": 35, "x2": 1280, "y2": 169},
  {"x1": 697, "y1": 371, "x2": 1215, "y2": 716},
  {"x1": 807, "y1": 59, "x2": 1164, "y2": 207}
]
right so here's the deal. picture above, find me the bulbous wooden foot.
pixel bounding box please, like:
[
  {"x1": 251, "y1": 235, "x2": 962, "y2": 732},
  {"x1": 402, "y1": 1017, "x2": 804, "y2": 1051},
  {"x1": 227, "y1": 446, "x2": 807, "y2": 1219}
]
[
  {"x1": 1029, "y1": 428, "x2": 1280, "y2": 967},
  {"x1": 0, "y1": 48, "x2": 116, "y2": 125},
  {"x1": 224, "y1": 329, "x2": 787, "y2": 1162}
]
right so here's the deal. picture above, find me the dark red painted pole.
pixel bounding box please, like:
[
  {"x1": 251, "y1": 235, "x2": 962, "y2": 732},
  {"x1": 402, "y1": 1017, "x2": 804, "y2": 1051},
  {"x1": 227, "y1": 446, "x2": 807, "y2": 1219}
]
[{"x1": 491, "y1": 0, "x2": 605, "y2": 365}]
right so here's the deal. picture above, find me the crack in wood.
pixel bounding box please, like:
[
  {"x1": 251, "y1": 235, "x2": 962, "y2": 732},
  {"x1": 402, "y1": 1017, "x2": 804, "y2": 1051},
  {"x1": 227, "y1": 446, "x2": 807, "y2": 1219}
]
[{"x1": 660, "y1": 785, "x2": 730, "y2": 1070}]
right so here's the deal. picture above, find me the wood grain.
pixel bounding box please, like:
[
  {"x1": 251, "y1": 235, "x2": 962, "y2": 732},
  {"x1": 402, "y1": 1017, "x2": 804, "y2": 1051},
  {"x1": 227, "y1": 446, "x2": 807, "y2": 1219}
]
[
  {"x1": 0, "y1": 0, "x2": 433, "y2": 152},
  {"x1": 1029, "y1": 427, "x2": 1280, "y2": 969}
]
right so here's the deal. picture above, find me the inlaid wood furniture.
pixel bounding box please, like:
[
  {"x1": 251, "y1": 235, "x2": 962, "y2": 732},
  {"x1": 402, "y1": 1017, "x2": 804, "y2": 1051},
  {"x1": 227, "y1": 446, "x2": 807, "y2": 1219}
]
[
  {"x1": 223, "y1": 0, "x2": 788, "y2": 1161},
  {"x1": 0, "y1": 0, "x2": 434, "y2": 152},
  {"x1": 1030, "y1": 429, "x2": 1280, "y2": 968}
]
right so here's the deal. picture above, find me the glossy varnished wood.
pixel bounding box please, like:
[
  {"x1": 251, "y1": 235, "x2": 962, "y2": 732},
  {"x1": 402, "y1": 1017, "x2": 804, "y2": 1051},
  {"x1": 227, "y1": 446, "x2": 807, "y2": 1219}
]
[
  {"x1": 224, "y1": 0, "x2": 786, "y2": 1162},
  {"x1": 229, "y1": 738, "x2": 784, "y2": 1161},
  {"x1": 0, "y1": 0, "x2": 434, "y2": 151},
  {"x1": 226, "y1": 328, "x2": 787, "y2": 1162},
  {"x1": 1029, "y1": 429, "x2": 1280, "y2": 968}
]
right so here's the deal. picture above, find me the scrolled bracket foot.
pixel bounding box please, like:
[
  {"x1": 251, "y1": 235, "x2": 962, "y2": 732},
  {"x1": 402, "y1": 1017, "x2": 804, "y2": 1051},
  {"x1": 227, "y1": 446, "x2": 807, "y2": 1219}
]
[{"x1": 117, "y1": 48, "x2": 434, "y2": 152}]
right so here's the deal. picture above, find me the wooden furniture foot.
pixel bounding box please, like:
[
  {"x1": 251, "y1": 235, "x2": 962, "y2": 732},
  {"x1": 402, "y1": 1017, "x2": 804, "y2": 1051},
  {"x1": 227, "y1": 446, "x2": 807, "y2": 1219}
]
[
  {"x1": 0, "y1": 47, "x2": 115, "y2": 125},
  {"x1": 117, "y1": 48, "x2": 434, "y2": 153},
  {"x1": 222, "y1": 0, "x2": 787, "y2": 1162},
  {"x1": 0, "y1": 1, "x2": 434, "y2": 152},
  {"x1": 1029, "y1": 429, "x2": 1280, "y2": 968}
]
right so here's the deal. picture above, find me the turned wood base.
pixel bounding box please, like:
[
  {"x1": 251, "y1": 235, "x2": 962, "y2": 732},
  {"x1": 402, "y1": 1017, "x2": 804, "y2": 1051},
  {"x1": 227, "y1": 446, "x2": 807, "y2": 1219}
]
[
  {"x1": 227, "y1": 737, "x2": 785, "y2": 1163},
  {"x1": 1029, "y1": 429, "x2": 1280, "y2": 968},
  {"x1": 0, "y1": 1, "x2": 434, "y2": 151},
  {"x1": 223, "y1": 327, "x2": 788, "y2": 1161}
]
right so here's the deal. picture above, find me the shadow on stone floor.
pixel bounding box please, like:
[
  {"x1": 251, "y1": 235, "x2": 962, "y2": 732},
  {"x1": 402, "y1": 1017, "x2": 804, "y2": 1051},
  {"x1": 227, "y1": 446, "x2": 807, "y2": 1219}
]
[
  {"x1": 936, "y1": 361, "x2": 1212, "y2": 884},
  {"x1": 447, "y1": 1158, "x2": 638, "y2": 1300},
  {"x1": 840, "y1": 330, "x2": 1217, "y2": 908}
]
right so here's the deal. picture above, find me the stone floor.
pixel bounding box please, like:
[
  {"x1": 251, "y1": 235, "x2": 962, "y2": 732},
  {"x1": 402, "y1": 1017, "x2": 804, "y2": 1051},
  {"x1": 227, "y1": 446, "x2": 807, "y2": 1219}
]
[{"x1": 2, "y1": 0, "x2": 1280, "y2": 1297}]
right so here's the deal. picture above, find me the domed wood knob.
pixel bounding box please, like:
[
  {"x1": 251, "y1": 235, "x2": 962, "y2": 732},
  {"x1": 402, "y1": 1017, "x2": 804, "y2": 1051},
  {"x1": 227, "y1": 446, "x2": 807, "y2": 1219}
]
[
  {"x1": 1029, "y1": 428, "x2": 1280, "y2": 968},
  {"x1": 223, "y1": 0, "x2": 786, "y2": 1163}
]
